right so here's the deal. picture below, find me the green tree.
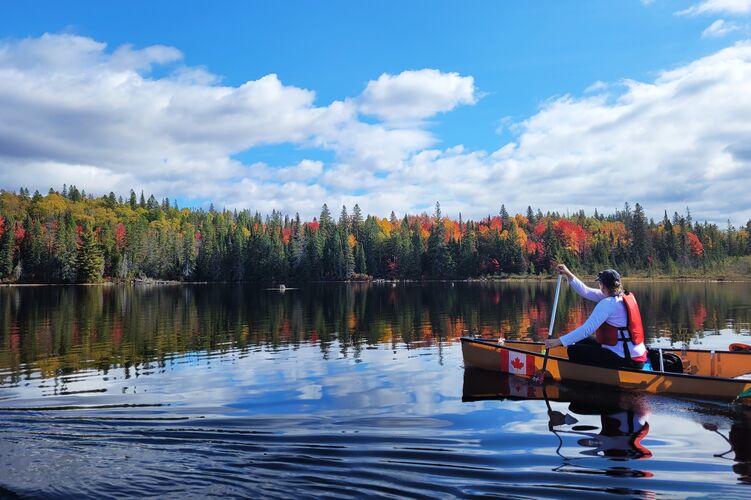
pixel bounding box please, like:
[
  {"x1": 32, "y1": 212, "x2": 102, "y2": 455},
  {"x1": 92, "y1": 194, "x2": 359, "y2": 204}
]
[
  {"x1": 76, "y1": 226, "x2": 104, "y2": 283},
  {"x1": 0, "y1": 217, "x2": 15, "y2": 279}
]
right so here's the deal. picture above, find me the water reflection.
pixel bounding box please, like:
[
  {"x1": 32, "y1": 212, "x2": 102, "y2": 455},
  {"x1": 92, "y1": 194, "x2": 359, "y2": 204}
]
[
  {"x1": 1, "y1": 281, "x2": 749, "y2": 383},
  {"x1": 0, "y1": 281, "x2": 750, "y2": 497},
  {"x1": 462, "y1": 368, "x2": 751, "y2": 485}
]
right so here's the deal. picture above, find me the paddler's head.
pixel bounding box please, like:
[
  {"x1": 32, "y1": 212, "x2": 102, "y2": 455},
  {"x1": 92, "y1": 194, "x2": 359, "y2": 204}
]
[{"x1": 596, "y1": 269, "x2": 622, "y2": 296}]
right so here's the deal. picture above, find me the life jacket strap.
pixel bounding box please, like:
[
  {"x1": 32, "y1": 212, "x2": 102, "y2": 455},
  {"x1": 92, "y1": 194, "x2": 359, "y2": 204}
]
[{"x1": 616, "y1": 327, "x2": 632, "y2": 360}]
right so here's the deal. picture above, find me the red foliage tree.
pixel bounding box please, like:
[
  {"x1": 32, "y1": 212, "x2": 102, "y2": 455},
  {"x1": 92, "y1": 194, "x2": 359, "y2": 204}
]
[
  {"x1": 554, "y1": 219, "x2": 589, "y2": 255},
  {"x1": 115, "y1": 223, "x2": 127, "y2": 250},
  {"x1": 687, "y1": 232, "x2": 704, "y2": 258}
]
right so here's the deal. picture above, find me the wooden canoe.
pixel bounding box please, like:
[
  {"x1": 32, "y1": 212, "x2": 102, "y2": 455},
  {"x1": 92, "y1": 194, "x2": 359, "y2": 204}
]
[{"x1": 461, "y1": 337, "x2": 751, "y2": 403}]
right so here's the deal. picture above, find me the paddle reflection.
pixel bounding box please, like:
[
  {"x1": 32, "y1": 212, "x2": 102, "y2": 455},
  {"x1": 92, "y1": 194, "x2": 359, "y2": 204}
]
[
  {"x1": 704, "y1": 417, "x2": 751, "y2": 484},
  {"x1": 462, "y1": 368, "x2": 751, "y2": 481}
]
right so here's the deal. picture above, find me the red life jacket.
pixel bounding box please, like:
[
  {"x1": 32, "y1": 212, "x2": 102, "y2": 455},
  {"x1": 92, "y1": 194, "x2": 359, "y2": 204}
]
[{"x1": 595, "y1": 291, "x2": 645, "y2": 359}]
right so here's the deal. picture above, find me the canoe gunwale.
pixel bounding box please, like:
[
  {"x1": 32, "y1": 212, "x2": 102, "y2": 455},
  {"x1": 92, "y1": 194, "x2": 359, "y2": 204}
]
[
  {"x1": 485, "y1": 338, "x2": 751, "y2": 357},
  {"x1": 460, "y1": 337, "x2": 750, "y2": 384}
]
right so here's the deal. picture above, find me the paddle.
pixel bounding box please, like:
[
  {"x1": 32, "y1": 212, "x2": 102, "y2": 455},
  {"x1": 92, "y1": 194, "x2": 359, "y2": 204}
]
[{"x1": 532, "y1": 273, "x2": 563, "y2": 384}]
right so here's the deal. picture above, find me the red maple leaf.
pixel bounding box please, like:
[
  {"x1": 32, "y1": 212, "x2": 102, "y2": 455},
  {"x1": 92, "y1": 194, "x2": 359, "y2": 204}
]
[{"x1": 511, "y1": 357, "x2": 525, "y2": 370}]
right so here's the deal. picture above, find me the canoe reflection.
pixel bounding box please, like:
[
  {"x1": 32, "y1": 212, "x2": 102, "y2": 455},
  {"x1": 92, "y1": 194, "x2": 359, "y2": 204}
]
[{"x1": 462, "y1": 368, "x2": 751, "y2": 481}]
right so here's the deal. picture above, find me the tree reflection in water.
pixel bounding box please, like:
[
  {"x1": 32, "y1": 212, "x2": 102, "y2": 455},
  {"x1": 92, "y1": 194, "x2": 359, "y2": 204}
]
[{"x1": 0, "y1": 281, "x2": 749, "y2": 385}]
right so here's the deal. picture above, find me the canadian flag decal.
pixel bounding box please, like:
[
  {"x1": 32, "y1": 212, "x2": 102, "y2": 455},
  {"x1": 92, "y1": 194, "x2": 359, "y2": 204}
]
[
  {"x1": 511, "y1": 357, "x2": 525, "y2": 370},
  {"x1": 500, "y1": 349, "x2": 536, "y2": 377}
]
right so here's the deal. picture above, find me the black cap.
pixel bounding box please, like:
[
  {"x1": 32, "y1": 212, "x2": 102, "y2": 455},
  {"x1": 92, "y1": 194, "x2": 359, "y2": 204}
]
[{"x1": 595, "y1": 269, "x2": 621, "y2": 287}]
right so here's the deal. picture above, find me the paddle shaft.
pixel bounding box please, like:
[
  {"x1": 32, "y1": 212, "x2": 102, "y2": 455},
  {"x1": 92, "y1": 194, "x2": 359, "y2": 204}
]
[{"x1": 539, "y1": 274, "x2": 563, "y2": 378}]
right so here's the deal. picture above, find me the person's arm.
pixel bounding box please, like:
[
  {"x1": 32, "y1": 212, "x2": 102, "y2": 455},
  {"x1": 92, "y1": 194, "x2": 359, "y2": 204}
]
[
  {"x1": 557, "y1": 264, "x2": 604, "y2": 302},
  {"x1": 546, "y1": 299, "x2": 614, "y2": 348},
  {"x1": 568, "y1": 276, "x2": 606, "y2": 302}
]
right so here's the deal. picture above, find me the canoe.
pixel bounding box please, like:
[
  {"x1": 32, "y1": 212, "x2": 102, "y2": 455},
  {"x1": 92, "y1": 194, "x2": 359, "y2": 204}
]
[{"x1": 461, "y1": 337, "x2": 751, "y2": 403}]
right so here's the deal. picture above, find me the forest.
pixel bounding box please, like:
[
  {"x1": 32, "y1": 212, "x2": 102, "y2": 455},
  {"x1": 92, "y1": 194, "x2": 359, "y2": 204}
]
[{"x1": 0, "y1": 186, "x2": 749, "y2": 284}]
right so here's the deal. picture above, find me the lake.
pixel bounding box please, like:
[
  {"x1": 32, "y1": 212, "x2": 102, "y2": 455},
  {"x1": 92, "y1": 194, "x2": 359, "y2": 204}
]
[{"x1": 1, "y1": 280, "x2": 750, "y2": 498}]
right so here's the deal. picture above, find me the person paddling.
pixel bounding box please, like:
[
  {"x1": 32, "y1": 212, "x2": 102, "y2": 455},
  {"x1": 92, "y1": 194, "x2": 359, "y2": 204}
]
[{"x1": 544, "y1": 265, "x2": 648, "y2": 369}]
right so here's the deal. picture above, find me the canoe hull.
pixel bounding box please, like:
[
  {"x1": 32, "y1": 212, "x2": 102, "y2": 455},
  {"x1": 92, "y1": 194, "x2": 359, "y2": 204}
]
[{"x1": 461, "y1": 337, "x2": 751, "y2": 402}]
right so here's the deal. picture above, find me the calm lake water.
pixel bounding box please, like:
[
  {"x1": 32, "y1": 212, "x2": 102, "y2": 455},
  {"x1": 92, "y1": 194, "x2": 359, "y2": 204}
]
[{"x1": 1, "y1": 281, "x2": 750, "y2": 498}]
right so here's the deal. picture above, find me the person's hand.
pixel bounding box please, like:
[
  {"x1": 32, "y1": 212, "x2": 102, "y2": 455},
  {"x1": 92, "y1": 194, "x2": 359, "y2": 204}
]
[
  {"x1": 544, "y1": 338, "x2": 562, "y2": 349},
  {"x1": 556, "y1": 264, "x2": 574, "y2": 280}
]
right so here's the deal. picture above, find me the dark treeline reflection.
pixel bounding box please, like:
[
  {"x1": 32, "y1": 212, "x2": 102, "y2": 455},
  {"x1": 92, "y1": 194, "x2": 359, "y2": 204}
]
[{"x1": 1, "y1": 281, "x2": 749, "y2": 383}]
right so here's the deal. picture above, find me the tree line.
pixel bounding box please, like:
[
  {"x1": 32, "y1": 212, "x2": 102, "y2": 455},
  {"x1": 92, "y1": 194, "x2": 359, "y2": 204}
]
[{"x1": 0, "y1": 186, "x2": 749, "y2": 284}]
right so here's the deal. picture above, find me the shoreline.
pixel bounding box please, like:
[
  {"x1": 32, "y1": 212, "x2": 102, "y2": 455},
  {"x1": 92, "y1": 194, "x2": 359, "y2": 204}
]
[{"x1": 2, "y1": 274, "x2": 750, "y2": 287}]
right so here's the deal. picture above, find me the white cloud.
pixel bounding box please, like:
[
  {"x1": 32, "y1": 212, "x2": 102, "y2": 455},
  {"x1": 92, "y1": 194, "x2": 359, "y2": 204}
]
[
  {"x1": 357, "y1": 69, "x2": 478, "y2": 122},
  {"x1": 0, "y1": 34, "x2": 461, "y2": 212},
  {"x1": 1, "y1": 34, "x2": 751, "y2": 225},
  {"x1": 702, "y1": 19, "x2": 741, "y2": 37},
  {"x1": 248, "y1": 159, "x2": 324, "y2": 182},
  {"x1": 359, "y1": 42, "x2": 751, "y2": 224},
  {"x1": 678, "y1": 0, "x2": 751, "y2": 16},
  {"x1": 584, "y1": 80, "x2": 609, "y2": 93}
]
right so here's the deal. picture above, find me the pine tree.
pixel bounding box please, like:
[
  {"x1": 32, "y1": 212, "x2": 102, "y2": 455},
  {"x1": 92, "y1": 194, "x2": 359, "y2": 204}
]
[
  {"x1": 526, "y1": 206, "x2": 535, "y2": 225},
  {"x1": 0, "y1": 217, "x2": 15, "y2": 279},
  {"x1": 354, "y1": 242, "x2": 367, "y2": 274},
  {"x1": 351, "y1": 204, "x2": 364, "y2": 241},
  {"x1": 57, "y1": 213, "x2": 78, "y2": 282},
  {"x1": 500, "y1": 204, "x2": 510, "y2": 228},
  {"x1": 427, "y1": 202, "x2": 454, "y2": 278},
  {"x1": 629, "y1": 203, "x2": 650, "y2": 266},
  {"x1": 339, "y1": 205, "x2": 349, "y2": 231},
  {"x1": 542, "y1": 220, "x2": 562, "y2": 271},
  {"x1": 76, "y1": 226, "x2": 104, "y2": 283},
  {"x1": 319, "y1": 204, "x2": 332, "y2": 230}
]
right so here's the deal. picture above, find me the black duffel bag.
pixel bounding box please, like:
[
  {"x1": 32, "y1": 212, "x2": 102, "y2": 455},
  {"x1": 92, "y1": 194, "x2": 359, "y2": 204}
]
[{"x1": 647, "y1": 349, "x2": 683, "y2": 373}]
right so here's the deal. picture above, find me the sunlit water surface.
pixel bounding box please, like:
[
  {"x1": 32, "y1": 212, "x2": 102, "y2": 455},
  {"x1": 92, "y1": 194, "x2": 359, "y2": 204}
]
[{"x1": 0, "y1": 281, "x2": 750, "y2": 498}]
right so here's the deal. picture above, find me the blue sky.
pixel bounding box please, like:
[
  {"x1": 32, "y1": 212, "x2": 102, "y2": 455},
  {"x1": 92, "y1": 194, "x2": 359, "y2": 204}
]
[{"x1": 1, "y1": 1, "x2": 750, "y2": 224}]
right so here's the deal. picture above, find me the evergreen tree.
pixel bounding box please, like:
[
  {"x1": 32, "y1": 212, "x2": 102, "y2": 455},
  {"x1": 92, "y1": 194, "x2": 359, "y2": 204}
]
[
  {"x1": 427, "y1": 202, "x2": 454, "y2": 278},
  {"x1": 351, "y1": 204, "x2": 364, "y2": 240},
  {"x1": 354, "y1": 242, "x2": 367, "y2": 274},
  {"x1": 542, "y1": 220, "x2": 562, "y2": 271},
  {"x1": 339, "y1": 205, "x2": 349, "y2": 230},
  {"x1": 76, "y1": 226, "x2": 104, "y2": 283},
  {"x1": 629, "y1": 203, "x2": 650, "y2": 266},
  {"x1": 500, "y1": 204, "x2": 510, "y2": 228},
  {"x1": 0, "y1": 217, "x2": 15, "y2": 279},
  {"x1": 289, "y1": 213, "x2": 305, "y2": 274},
  {"x1": 526, "y1": 206, "x2": 535, "y2": 225},
  {"x1": 319, "y1": 204, "x2": 332, "y2": 230},
  {"x1": 57, "y1": 212, "x2": 78, "y2": 283},
  {"x1": 459, "y1": 226, "x2": 479, "y2": 277}
]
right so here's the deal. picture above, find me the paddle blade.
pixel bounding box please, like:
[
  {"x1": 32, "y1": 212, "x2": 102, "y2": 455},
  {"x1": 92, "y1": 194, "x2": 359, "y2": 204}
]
[
  {"x1": 547, "y1": 410, "x2": 566, "y2": 427},
  {"x1": 738, "y1": 387, "x2": 751, "y2": 399},
  {"x1": 564, "y1": 414, "x2": 579, "y2": 426}
]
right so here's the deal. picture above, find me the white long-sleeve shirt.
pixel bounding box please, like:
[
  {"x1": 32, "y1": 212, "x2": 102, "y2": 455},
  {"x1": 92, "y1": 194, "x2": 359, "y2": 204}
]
[{"x1": 559, "y1": 277, "x2": 647, "y2": 360}]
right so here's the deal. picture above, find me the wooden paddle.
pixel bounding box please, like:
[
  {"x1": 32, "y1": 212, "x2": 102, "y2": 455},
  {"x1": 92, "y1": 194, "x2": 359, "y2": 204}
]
[{"x1": 532, "y1": 273, "x2": 563, "y2": 384}]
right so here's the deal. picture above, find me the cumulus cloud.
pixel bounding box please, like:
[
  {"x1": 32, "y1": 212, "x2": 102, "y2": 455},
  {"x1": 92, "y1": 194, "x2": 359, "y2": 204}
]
[
  {"x1": 357, "y1": 69, "x2": 478, "y2": 122},
  {"x1": 376, "y1": 42, "x2": 751, "y2": 224},
  {"x1": 1, "y1": 33, "x2": 751, "y2": 225},
  {"x1": 702, "y1": 19, "x2": 741, "y2": 37},
  {"x1": 678, "y1": 0, "x2": 751, "y2": 16},
  {"x1": 0, "y1": 34, "x2": 459, "y2": 211}
]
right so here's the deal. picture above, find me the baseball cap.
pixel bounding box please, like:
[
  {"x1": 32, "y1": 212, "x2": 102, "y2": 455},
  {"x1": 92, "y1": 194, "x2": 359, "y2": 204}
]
[{"x1": 595, "y1": 269, "x2": 621, "y2": 287}]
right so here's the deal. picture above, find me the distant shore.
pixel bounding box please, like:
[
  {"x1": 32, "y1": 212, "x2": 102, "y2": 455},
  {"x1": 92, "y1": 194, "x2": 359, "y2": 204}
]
[{"x1": 2, "y1": 273, "x2": 750, "y2": 287}]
